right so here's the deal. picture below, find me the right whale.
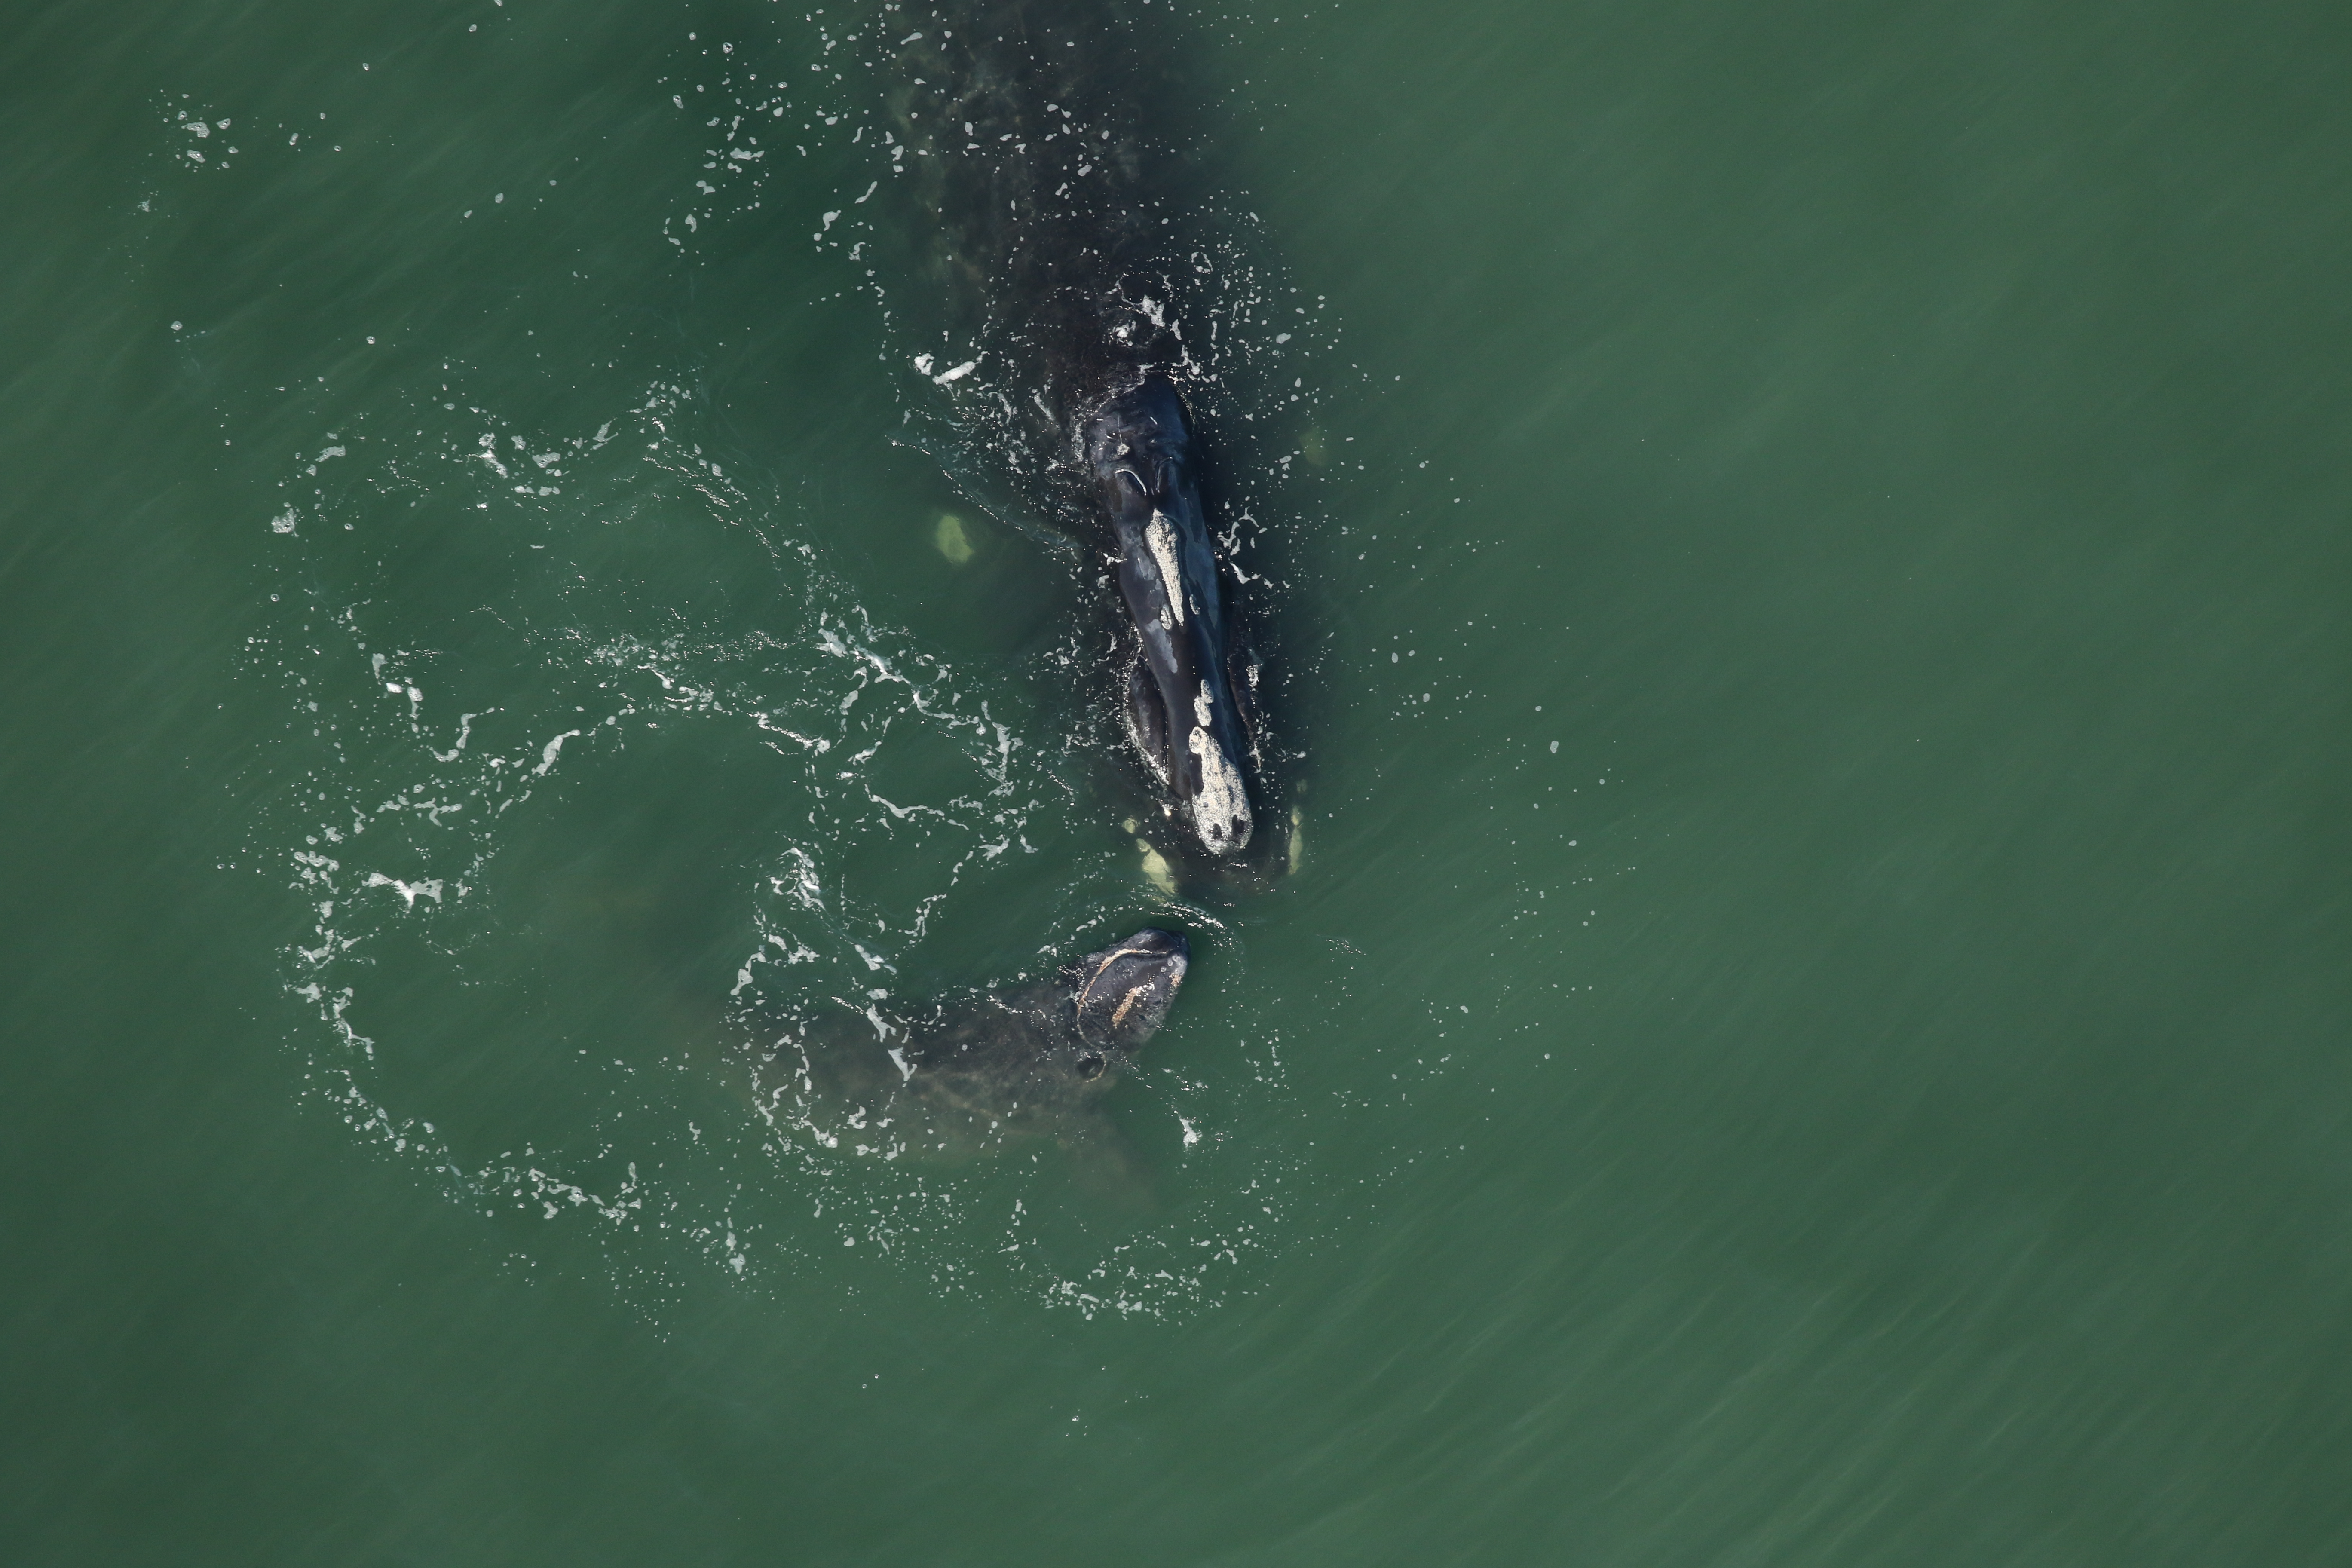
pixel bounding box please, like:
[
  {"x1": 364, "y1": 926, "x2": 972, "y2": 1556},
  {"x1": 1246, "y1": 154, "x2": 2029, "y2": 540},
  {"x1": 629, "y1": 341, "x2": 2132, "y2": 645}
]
[
  {"x1": 1085, "y1": 374, "x2": 1257, "y2": 861},
  {"x1": 753, "y1": 928, "x2": 1191, "y2": 1167},
  {"x1": 885, "y1": 3, "x2": 1284, "y2": 876}
]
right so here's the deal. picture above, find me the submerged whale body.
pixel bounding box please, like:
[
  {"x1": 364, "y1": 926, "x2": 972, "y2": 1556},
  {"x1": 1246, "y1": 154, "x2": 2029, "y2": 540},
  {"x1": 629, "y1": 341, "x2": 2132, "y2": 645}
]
[
  {"x1": 887, "y1": 2, "x2": 1274, "y2": 865},
  {"x1": 758, "y1": 929, "x2": 1190, "y2": 1160},
  {"x1": 887, "y1": 1, "x2": 1193, "y2": 432}
]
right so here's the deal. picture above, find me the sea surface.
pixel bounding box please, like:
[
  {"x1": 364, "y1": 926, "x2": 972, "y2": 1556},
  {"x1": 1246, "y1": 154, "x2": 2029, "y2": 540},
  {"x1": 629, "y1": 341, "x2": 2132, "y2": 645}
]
[{"x1": 5, "y1": 0, "x2": 2350, "y2": 1562}]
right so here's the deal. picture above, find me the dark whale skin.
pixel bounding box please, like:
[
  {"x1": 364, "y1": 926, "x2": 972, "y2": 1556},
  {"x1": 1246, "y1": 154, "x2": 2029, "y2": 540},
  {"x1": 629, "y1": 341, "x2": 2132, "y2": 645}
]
[
  {"x1": 884, "y1": 4, "x2": 1279, "y2": 866},
  {"x1": 885, "y1": 1, "x2": 1193, "y2": 441},
  {"x1": 1087, "y1": 374, "x2": 1256, "y2": 858},
  {"x1": 754, "y1": 929, "x2": 1189, "y2": 1161}
]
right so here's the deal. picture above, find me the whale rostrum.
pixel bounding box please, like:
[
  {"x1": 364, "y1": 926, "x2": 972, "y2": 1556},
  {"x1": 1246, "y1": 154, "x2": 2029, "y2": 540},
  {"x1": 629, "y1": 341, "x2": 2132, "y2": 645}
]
[{"x1": 1089, "y1": 375, "x2": 1256, "y2": 858}]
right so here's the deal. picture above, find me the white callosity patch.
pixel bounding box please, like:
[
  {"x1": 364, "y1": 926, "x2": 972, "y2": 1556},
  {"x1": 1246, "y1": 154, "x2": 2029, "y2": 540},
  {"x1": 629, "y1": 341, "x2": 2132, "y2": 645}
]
[
  {"x1": 1145, "y1": 511, "x2": 1184, "y2": 627},
  {"x1": 1186, "y1": 707, "x2": 1253, "y2": 855}
]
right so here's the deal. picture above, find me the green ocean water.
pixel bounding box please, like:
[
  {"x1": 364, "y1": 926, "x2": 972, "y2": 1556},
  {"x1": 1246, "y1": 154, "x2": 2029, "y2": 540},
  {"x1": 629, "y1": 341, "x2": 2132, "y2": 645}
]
[{"x1": 6, "y1": 0, "x2": 2351, "y2": 1561}]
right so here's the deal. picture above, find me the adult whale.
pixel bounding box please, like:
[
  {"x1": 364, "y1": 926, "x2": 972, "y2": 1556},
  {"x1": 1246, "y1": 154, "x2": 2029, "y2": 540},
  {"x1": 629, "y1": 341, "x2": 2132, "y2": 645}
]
[
  {"x1": 1087, "y1": 374, "x2": 1255, "y2": 858},
  {"x1": 884, "y1": 0, "x2": 1274, "y2": 868}
]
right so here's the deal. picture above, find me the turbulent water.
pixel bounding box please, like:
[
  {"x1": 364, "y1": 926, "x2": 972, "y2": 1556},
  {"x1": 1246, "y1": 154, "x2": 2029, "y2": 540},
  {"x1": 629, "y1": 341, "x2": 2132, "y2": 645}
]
[
  {"x1": 11, "y1": 0, "x2": 2352, "y2": 1561},
  {"x1": 234, "y1": 2, "x2": 1354, "y2": 1320}
]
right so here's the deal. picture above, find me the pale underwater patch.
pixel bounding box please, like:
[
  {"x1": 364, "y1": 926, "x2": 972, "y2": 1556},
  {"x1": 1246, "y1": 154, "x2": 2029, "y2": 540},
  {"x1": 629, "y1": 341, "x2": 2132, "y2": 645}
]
[{"x1": 934, "y1": 510, "x2": 975, "y2": 564}]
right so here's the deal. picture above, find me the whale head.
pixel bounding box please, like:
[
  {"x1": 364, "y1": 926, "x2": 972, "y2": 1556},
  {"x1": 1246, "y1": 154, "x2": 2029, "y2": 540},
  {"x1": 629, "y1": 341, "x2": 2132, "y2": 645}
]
[
  {"x1": 1063, "y1": 927, "x2": 1190, "y2": 1076},
  {"x1": 1084, "y1": 375, "x2": 1259, "y2": 859}
]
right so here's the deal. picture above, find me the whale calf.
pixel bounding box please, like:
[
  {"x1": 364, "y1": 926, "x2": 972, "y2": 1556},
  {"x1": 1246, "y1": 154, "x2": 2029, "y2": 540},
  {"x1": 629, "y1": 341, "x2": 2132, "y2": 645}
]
[{"x1": 755, "y1": 929, "x2": 1190, "y2": 1162}]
